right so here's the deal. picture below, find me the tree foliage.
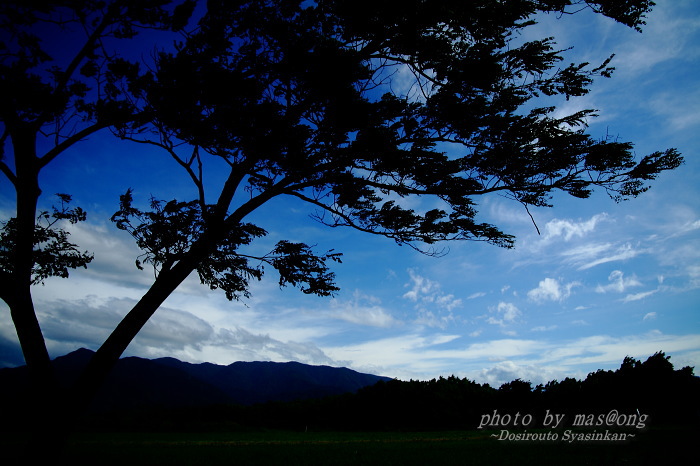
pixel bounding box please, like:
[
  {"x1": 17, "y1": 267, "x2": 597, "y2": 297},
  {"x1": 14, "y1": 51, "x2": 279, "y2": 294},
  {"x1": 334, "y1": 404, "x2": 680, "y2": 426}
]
[
  {"x1": 111, "y1": 189, "x2": 342, "y2": 298},
  {"x1": 0, "y1": 194, "x2": 93, "y2": 290},
  {"x1": 90, "y1": 0, "x2": 683, "y2": 307}
]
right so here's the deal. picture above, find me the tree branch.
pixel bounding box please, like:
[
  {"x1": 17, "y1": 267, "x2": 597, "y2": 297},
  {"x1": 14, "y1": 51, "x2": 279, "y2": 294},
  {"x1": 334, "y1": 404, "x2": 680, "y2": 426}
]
[
  {"x1": 38, "y1": 121, "x2": 110, "y2": 169},
  {"x1": 0, "y1": 160, "x2": 16, "y2": 186},
  {"x1": 286, "y1": 190, "x2": 396, "y2": 237},
  {"x1": 51, "y1": 6, "x2": 115, "y2": 105}
]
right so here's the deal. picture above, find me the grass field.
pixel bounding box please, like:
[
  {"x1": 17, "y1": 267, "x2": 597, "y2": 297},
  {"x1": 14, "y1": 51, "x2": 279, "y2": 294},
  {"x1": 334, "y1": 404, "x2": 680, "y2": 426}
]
[{"x1": 4, "y1": 426, "x2": 695, "y2": 465}]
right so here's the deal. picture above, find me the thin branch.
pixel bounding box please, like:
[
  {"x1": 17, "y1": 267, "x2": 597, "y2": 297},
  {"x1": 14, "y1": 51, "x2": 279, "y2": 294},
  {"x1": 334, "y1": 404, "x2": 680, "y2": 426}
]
[
  {"x1": 522, "y1": 201, "x2": 541, "y2": 235},
  {"x1": 224, "y1": 174, "x2": 299, "y2": 227},
  {"x1": 0, "y1": 161, "x2": 15, "y2": 185},
  {"x1": 120, "y1": 133, "x2": 208, "y2": 208},
  {"x1": 370, "y1": 53, "x2": 443, "y2": 89},
  {"x1": 39, "y1": 121, "x2": 110, "y2": 169},
  {"x1": 52, "y1": 7, "x2": 114, "y2": 102},
  {"x1": 0, "y1": 135, "x2": 16, "y2": 183},
  {"x1": 287, "y1": 190, "x2": 392, "y2": 237},
  {"x1": 288, "y1": 191, "x2": 475, "y2": 257}
]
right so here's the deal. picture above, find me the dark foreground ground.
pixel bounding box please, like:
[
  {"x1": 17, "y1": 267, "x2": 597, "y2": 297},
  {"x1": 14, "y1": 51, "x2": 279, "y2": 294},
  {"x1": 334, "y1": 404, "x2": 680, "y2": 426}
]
[{"x1": 3, "y1": 425, "x2": 696, "y2": 465}]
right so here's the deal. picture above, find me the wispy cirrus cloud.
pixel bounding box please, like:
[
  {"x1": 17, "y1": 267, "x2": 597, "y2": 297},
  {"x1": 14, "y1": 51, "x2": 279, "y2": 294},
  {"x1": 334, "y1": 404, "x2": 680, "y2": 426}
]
[
  {"x1": 515, "y1": 214, "x2": 617, "y2": 267},
  {"x1": 613, "y1": 2, "x2": 700, "y2": 76},
  {"x1": 543, "y1": 214, "x2": 608, "y2": 241},
  {"x1": 403, "y1": 269, "x2": 461, "y2": 329},
  {"x1": 622, "y1": 290, "x2": 658, "y2": 303},
  {"x1": 648, "y1": 88, "x2": 700, "y2": 133},
  {"x1": 563, "y1": 242, "x2": 643, "y2": 270},
  {"x1": 531, "y1": 325, "x2": 558, "y2": 332}
]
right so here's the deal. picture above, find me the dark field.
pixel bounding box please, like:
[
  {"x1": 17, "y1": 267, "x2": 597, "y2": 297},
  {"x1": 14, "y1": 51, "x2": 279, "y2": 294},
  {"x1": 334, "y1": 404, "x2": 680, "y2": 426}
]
[{"x1": 4, "y1": 426, "x2": 695, "y2": 465}]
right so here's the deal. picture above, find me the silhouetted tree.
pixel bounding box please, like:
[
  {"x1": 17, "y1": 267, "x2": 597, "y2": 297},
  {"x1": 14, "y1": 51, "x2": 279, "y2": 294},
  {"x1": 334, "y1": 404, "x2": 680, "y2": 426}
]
[
  {"x1": 306, "y1": 353, "x2": 697, "y2": 431},
  {"x1": 537, "y1": 376, "x2": 583, "y2": 409},
  {"x1": 0, "y1": 0, "x2": 684, "y2": 457}
]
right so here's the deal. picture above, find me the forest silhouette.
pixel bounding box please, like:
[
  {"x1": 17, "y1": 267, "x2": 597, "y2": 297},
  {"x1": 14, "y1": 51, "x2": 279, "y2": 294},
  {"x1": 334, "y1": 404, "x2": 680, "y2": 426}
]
[
  {"x1": 188, "y1": 351, "x2": 700, "y2": 433},
  {"x1": 4, "y1": 350, "x2": 692, "y2": 434}
]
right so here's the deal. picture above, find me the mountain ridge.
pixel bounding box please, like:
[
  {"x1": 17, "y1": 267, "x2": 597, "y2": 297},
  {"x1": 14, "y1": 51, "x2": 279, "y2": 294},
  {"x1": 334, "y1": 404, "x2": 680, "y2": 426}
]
[{"x1": 0, "y1": 348, "x2": 391, "y2": 411}]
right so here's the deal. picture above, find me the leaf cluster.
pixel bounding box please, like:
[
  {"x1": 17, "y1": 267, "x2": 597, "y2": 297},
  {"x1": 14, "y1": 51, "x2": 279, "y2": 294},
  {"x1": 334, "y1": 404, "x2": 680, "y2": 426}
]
[
  {"x1": 0, "y1": 194, "x2": 93, "y2": 286},
  {"x1": 111, "y1": 189, "x2": 342, "y2": 299}
]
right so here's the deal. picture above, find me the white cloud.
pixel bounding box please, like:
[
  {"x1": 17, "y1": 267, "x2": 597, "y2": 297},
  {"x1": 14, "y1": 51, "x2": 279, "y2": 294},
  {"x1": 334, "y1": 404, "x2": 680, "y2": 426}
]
[
  {"x1": 465, "y1": 332, "x2": 700, "y2": 385},
  {"x1": 329, "y1": 290, "x2": 400, "y2": 328},
  {"x1": 441, "y1": 338, "x2": 546, "y2": 361},
  {"x1": 643, "y1": 312, "x2": 657, "y2": 321},
  {"x1": 540, "y1": 331, "x2": 700, "y2": 371},
  {"x1": 476, "y1": 360, "x2": 565, "y2": 387},
  {"x1": 20, "y1": 282, "x2": 343, "y2": 369},
  {"x1": 561, "y1": 242, "x2": 614, "y2": 265},
  {"x1": 487, "y1": 201, "x2": 534, "y2": 228},
  {"x1": 613, "y1": 2, "x2": 699, "y2": 76},
  {"x1": 531, "y1": 325, "x2": 558, "y2": 332},
  {"x1": 415, "y1": 310, "x2": 455, "y2": 329},
  {"x1": 649, "y1": 89, "x2": 700, "y2": 133},
  {"x1": 543, "y1": 214, "x2": 608, "y2": 241},
  {"x1": 622, "y1": 290, "x2": 658, "y2": 303},
  {"x1": 527, "y1": 278, "x2": 580, "y2": 303},
  {"x1": 63, "y1": 221, "x2": 155, "y2": 289},
  {"x1": 403, "y1": 269, "x2": 439, "y2": 302},
  {"x1": 138, "y1": 306, "x2": 215, "y2": 351},
  {"x1": 36, "y1": 297, "x2": 138, "y2": 356},
  {"x1": 198, "y1": 326, "x2": 339, "y2": 367},
  {"x1": 596, "y1": 270, "x2": 642, "y2": 293},
  {"x1": 379, "y1": 61, "x2": 436, "y2": 103},
  {"x1": 430, "y1": 334, "x2": 462, "y2": 346},
  {"x1": 323, "y1": 333, "x2": 472, "y2": 378},
  {"x1": 576, "y1": 243, "x2": 642, "y2": 270},
  {"x1": 680, "y1": 219, "x2": 700, "y2": 234},
  {"x1": 403, "y1": 269, "x2": 462, "y2": 328},
  {"x1": 487, "y1": 302, "x2": 521, "y2": 326}
]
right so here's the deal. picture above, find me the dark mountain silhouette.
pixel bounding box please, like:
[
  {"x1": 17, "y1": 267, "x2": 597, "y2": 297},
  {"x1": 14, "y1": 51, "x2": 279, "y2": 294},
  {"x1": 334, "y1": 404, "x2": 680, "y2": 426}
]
[
  {"x1": 153, "y1": 356, "x2": 390, "y2": 405},
  {"x1": 0, "y1": 348, "x2": 391, "y2": 413},
  {"x1": 2, "y1": 350, "x2": 697, "y2": 434}
]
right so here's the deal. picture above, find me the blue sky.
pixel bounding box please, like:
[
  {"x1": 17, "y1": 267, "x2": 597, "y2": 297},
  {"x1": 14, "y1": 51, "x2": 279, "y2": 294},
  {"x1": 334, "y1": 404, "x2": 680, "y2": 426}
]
[{"x1": 1, "y1": 0, "x2": 699, "y2": 387}]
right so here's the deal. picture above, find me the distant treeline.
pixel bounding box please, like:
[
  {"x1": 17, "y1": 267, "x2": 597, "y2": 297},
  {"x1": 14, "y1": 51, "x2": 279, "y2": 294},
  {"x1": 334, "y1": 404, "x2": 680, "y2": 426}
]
[{"x1": 89, "y1": 351, "x2": 699, "y2": 432}]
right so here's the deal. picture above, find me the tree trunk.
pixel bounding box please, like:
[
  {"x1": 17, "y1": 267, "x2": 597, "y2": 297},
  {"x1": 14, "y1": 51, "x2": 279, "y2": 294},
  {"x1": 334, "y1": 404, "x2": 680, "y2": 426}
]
[
  {"x1": 12, "y1": 259, "x2": 197, "y2": 463},
  {"x1": 9, "y1": 125, "x2": 54, "y2": 383},
  {"x1": 7, "y1": 125, "x2": 67, "y2": 463},
  {"x1": 72, "y1": 260, "x2": 195, "y2": 407}
]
